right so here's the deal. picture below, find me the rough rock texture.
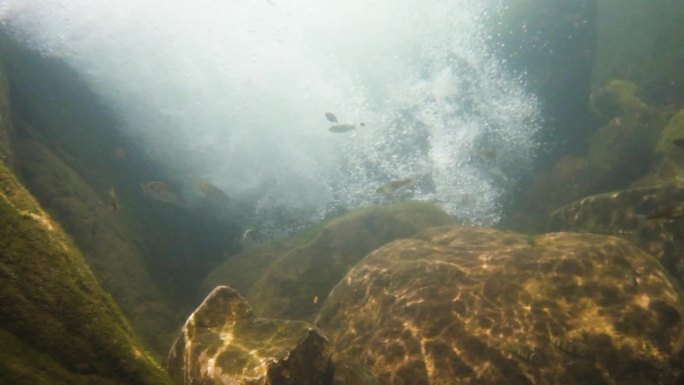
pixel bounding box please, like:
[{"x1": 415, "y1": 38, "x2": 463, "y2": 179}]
[
  {"x1": 548, "y1": 182, "x2": 684, "y2": 284},
  {"x1": 317, "y1": 225, "x2": 684, "y2": 385},
  {"x1": 0, "y1": 159, "x2": 172, "y2": 384},
  {"x1": 168, "y1": 286, "x2": 333, "y2": 385},
  {"x1": 203, "y1": 201, "x2": 455, "y2": 320}
]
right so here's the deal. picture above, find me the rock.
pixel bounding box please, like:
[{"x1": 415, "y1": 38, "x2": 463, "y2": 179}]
[
  {"x1": 589, "y1": 80, "x2": 651, "y2": 122},
  {"x1": 0, "y1": 159, "x2": 172, "y2": 385},
  {"x1": 502, "y1": 97, "x2": 672, "y2": 233},
  {"x1": 203, "y1": 201, "x2": 455, "y2": 320},
  {"x1": 168, "y1": 286, "x2": 333, "y2": 385},
  {"x1": 317, "y1": 225, "x2": 684, "y2": 385},
  {"x1": 14, "y1": 137, "x2": 176, "y2": 354},
  {"x1": 548, "y1": 181, "x2": 684, "y2": 284}
]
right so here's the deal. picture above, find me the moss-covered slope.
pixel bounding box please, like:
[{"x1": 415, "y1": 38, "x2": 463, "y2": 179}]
[
  {"x1": 204, "y1": 201, "x2": 455, "y2": 320},
  {"x1": 0, "y1": 159, "x2": 172, "y2": 384}
]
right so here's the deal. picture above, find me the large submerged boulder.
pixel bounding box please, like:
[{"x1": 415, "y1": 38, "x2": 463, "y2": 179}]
[
  {"x1": 203, "y1": 201, "x2": 455, "y2": 320},
  {"x1": 317, "y1": 225, "x2": 684, "y2": 385},
  {"x1": 168, "y1": 286, "x2": 333, "y2": 385},
  {"x1": 0, "y1": 159, "x2": 172, "y2": 384}
]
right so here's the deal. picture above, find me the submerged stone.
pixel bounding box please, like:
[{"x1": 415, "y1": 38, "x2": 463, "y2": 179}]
[
  {"x1": 0, "y1": 159, "x2": 172, "y2": 384},
  {"x1": 317, "y1": 225, "x2": 684, "y2": 385},
  {"x1": 168, "y1": 286, "x2": 333, "y2": 385},
  {"x1": 549, "y1": 181, "x2": 684, "y2": 286},
  {"x1": 202, "y1": 201, "x2": 455, "y2": 320}
]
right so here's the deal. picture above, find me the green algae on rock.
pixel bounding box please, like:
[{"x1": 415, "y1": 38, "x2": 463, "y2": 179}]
[
  {"x1": 168, "y1": 285, "x2": 333, "y2": 385},
  {"x1": 14, "y1": 138, "x2": 176, "y2": 353},
  {"x1": 202, "y1": 201, "x2": 455, "y2": 320},
  {"x1": 0, "y1": 159, "x2": 172, "y2": 385},
  {"x1": 316, "y1": 225, "x2": 684, "y2": 385}
]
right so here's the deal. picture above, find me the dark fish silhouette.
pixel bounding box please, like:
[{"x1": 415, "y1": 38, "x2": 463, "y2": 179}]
[
  {"x1": 509, "y1": 345, "x2": 545, "y2": 365},
  {"x1": 376, "y1": 179, "x2": 412, "y2": 195},
  {"x1": 546, "y1": 323, "x2": 587, "y2": 358},
  {"x1": 673, "y1": 138, "x2": 684, "y2": 147},
  {"x1": 329, "y1": 124, "x2": 355, "y2": 133},
  {"x1": 197, "y1": 180, "x2": 230, "y2": 204},
  {"x1": 324, "y1": 112, "x2": 338, "y2": 125},
  {"x1": 551, "y1": 336, "x2": 587, "y2": 358}
]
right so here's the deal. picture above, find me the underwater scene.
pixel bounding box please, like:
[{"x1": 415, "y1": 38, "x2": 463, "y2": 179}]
[{"x1": 0, "y1": 0, "x2": 684, "y2": 384}]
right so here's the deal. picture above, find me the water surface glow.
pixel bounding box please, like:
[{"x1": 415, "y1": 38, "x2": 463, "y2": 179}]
[{"x1": 1, "y1": 0, "x2": 541, "y2": 236}]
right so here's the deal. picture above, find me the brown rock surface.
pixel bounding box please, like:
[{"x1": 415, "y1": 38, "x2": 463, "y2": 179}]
[
  {"x1": 548, "y1": 181, "x2": 684, "y2": 284},
  {"x1": 317, "y1": 225, "x2": 684, "y2": 385},
  {"x1": 168, "y1": 286, "x2": 333, "y2": 385}
]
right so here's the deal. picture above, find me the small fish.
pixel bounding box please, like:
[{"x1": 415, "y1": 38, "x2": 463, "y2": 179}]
[
  {"x1": 141, "y1": 181, "x2": 181, "y2": 205},
  {"x1": 197, "y1": 180, "x2": 230, "y2": 203},
  {"x1": 626, "y1": 270, "x2": 640, "y2": 289},
  {"x1": 324, "y1": 112, "x2": 338, "y2": 125},
  {"x1": 376, "y1": 178, "x2": 412, "y2": 196},
  {"x1": 312, "y1": 295, "x2": 319, "y2": 304},
  {"x1": 108, "y1": 188, "x2": 120, "y2": 212},
  {"x1": 241, "y1": 227, "x2": 254, "y2": 241},
  {"x1": 474, "y1": 147, "x2": 497, "y2": 160},
  {"x1": 645, "y1": 204, "x2": 684, "y2": 221},
  {"x1": 673, "y1": 138, "x2": 684, "y2": 148},
  {"x1": 551, "y1": 336, "x2": 587, "y2": 358},
  {"x1": 546, "y1": 323, "x2": 587, "y2": 358},
  {"x1": 509, "y1": 345, "x2": 544, "y2": 365},
  {"x1": 329, "y1": 124, "x2": 356, "y2": 133},
  {"x1": 142, "y1": 181, "x2": 167, "y2": 194},
  {"x1": 114, "y1": 148, "x2": 126, "y2": 161},
  {"x1": 609, "y1": 117, "x2": 623, "y2": 129}
]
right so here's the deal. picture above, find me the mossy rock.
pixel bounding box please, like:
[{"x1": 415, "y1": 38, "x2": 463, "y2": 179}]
[
  {"x1": 14, "y1": 138, "x2": 176, "y2": 354},
  {"x1": 586, "y1": 102, "x2": 664, "y2": 175},
  {"x1": 0, "y1": 159, "x2": 172, "y2": 385},
  {"x1": 317, "y1": 225, "x2": 684, "y2": 385},
  {"x1": 203, "y1": 201, "x2": 455, "y2": 320},
  {"x1": 168, "y1": 286, "x2": 333, "y2": 385}
]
